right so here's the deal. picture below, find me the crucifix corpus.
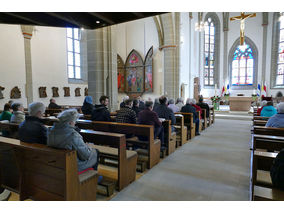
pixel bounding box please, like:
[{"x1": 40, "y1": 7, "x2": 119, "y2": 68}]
[{"x1": 230, "y1": 12, "x2": 256, "y2": 45}]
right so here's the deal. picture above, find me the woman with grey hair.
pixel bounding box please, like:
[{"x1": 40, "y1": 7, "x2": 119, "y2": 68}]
[
  {"x1": 175, "y1": 98, "x2": 184, "y2": 111},
  {"x1": 257, "y1": 100, "x2": 267, "y2": 116},
  {"x1": 168, "y1": 98, "x2": 179, "y2": 113},
  {"x1": 19, "y1": 102, "x2": 47, "y2": 144},
  {"x1": 47, "y1": 109, "x2": 99, "y2": 172},
  {"x1": 10, "y1": 102, "x2": 25, "y2": 124}
]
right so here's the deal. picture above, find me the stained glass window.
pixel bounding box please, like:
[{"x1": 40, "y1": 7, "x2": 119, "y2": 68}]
[
  {"x1": 231, "y1": 43, "x2": 254, "y2": 86},
  {"x1": 204, "y1": 17, "x2": 215, "y2": 86},
  {"x1": 67, "y1": 28, "x2": 81, "y2": 79},
  {"x1": 276, "y1": 15, "x2": 284, "y2": 85}
]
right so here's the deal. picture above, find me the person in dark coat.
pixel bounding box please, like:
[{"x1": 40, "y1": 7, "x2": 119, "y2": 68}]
[
  {"x1": 154, "y1": 96, "x2": 176, "y2": 132},
  {"x1": 91, "y1": 95, "x2": 111, "y2": 121},
  {"x1": 137, "y1": 96, "x2": 145, "y2": 111},
  {"x1": 153, "y1": 98, "x2": 160, "y2": 112},
  {"x1": 116, "y1": 99, "x2": 136, "y2": 124},
  {"x1": 81, "y1": 96, "x2": 94, "y2": 115},
  {"x1": 19, "y1": 102, "x2": 47, "y2": 144},
  {"x1": 138, "y1": 101, "x2": 165, "y2": 147},
  {"x1": 197, "y1": 96, "x2": 210, "y2": 119},
  {"x1": 132, "y1": 99, "x2": 140, "y2": 116},
  {"x1": 181, "y1": 98, "x2": 200, "y2": 136},
  {"x1": 48, "y1": 98, "x2": 61, "y2": 109}
]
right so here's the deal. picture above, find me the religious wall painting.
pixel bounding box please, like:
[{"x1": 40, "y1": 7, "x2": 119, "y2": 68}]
[
  {"x1": 63, "y1": 87, "x2": 70, "y2": 97},
  {"x1": 52, "y1": 87, "x2": 59, "y2": 97},
  {"x1": 39, "y1": 87, "x2": 47, "y2": 98},
  {"x1": 84, "y1": 87, "x2": 88, "y2": 96},
  {"x1": 75, "y1": 87, "x2": 81, "y2": 97},
  {"x1": 117, "y1": 54, "x2": 125, "y2": 92},
  {"x1": 125, "y1": 50, "x2": 144, "y2": 94},
  {"x1": 10, "y1": 86, "x2": 21, "y2": 99},
  {"x1": 0, "y1": 86, "x2": 5, "y2": 99},
  {"x1": 144, "y1": 46, "x2": 153, "y2": 93}
]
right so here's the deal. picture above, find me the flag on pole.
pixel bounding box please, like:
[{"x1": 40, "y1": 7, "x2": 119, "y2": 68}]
[
  {"x1": 226, "y1": 84, "x2": 230, "y2": 94},
  {"x1": 263, "y1": 81, "x2": 267, "y2": 97},
  {"x1": 221, "y1": 86, "x2": 225, "y2": 96},
  {"x1": 257, "y1": 83, "x2": 261, "y2": 97}
]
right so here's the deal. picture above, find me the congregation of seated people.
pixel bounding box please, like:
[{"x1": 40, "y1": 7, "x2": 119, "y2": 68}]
[{"x1": 265, "y1": 102, "x2": 284, "y2": 128}]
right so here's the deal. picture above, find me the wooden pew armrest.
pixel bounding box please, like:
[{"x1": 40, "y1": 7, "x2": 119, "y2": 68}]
[{"x1": 79, "y1": 170, "x2": 98, "y2": 183}]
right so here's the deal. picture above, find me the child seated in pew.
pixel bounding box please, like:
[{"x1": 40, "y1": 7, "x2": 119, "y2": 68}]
[
  {"x1": 137, "y1": 101, "x2": 165, "y2": 147},
  {"x1": 47, "y1": 109, "x2": 100, "y2": 173},
  {"x1": 266, "y1": 102, "x2": 284, "y2": 128}
]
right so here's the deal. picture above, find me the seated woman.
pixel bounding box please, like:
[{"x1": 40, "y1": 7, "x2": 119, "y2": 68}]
[
  {"x1": 257, "y1": 100, "x2": 267, "y2": 116},
  {"x1": 47, "y1": 109, "x2": 99, "y2": 172},
  {"x1": 10, "y1": 102, "x2": 25, "y2": 124},
  {"x1": 266, "y1": 102, "x2": 284, "y2": 128},
  {"x1": 81, "y1": 96, "x2": 94, "y2": 115},
  {"x1": 260, "y1": 101, "x2": 277, "y2": 117}
]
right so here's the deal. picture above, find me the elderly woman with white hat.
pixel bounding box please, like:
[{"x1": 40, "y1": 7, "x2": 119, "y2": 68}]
[{"x1": 47, "y1": 109, "x2": 99, "y2": 172}]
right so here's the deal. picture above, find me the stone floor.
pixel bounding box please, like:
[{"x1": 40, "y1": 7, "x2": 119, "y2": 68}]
[{"x1": 111, "y1": 118, "x2": 252, "y2": 201}]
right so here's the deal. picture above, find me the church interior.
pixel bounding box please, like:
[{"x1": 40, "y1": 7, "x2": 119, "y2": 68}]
[{"x1": 1, "y1": 2, "x2": 284, "y2": 207}]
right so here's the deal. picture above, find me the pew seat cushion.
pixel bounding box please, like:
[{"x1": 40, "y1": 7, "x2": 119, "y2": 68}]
[
  {"x1": 92, "y1": 144, "x2": 137, "y2": 159},
  {"x1": 79, "y1": 170, "x2": 98, "y2": 183},
  {"x1": 257, "y1": 170, "x2": 272, "y2": 186},
  {"x1": 254, "y1": 185, "x2": 284, "y2": 201}
]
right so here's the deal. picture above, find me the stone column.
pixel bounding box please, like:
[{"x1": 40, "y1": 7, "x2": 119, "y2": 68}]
[
  {"x1": 21, "y1": 25, "x2": 34, "y2": 106},
  {"x1": 87, "y1": 27, "x2": 118, "y2": 111},
  {"x1": 222, "y1": 13, "x2": 229, "y2": 85},
  {"x1": 161, "y1": 13, "x2": 178, "y2": 99},
  {"x1": 261, "y1": 12, "x2": 269, "y2": 83},
  {"x1": 174, "y1": 12, "x2": 180, "y2": 98},
  {"x1": 87, "y1": 28, "x2": 105, "y2": 104}
]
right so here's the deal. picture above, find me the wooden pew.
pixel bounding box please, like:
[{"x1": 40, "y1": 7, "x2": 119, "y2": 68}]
[
  {"x1": 253, "y1": 120, "x2": 267, "y2": 126},
  {"x1": 79, "y1": 129, "x2": 137, "y2": 191},
  {"x1": 252, "y1": 151, "x2": 284, "y2": 201},
  {"x1": 253, "y1": 116, "x2": 270, "y2": 121},
  {"x1": 76, "y1": 120, "x2": 161, "y2": 170},
  {"x1": 201, "y1": 109, "x2": 208, "y2": 129},
  {"x1": 210, "y1": 106, "x2": 215, "y2": 124},
  {"x1": 174, "y1": 114, "x2": 187, "y2": 146},
  {"x1": 175, "y1": 112, "x2": 195, "y2": 140},
  {"x1": 0, "y1": 136, "x2": 98, "y2": 201},
  {"x1": 0, "y1": 121, "x2": 137, "y2": 193},
  {"x1": 197, "y1": 111, "x2": 202, "y2": 133},
  {"x1": 45, "y1": 108, "x2": 63, "y2": 117},
  {"x1": 252, "y1": 134, "x2": 284, "y2": 151},
  {"x1": 162, "y1": 120, "x2": 176, "y2": 156},
  {"x1": 253, "y1": 126, "x2": 284, "y2": 136}
]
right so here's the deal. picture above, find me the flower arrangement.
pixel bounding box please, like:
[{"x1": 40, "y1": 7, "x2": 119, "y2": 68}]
[{"x1": 211, "y1": 96, "x2": 221, "y2": 103}]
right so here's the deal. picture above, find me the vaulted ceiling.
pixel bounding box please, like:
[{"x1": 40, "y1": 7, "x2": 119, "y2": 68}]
[{"x1": 0, "y1": 12, "x2": 166, "y2": 29}]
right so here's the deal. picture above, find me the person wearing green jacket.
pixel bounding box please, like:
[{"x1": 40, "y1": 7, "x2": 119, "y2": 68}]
[{"x1": 0, "y1": 103, "x2": 12, "y2": 121}]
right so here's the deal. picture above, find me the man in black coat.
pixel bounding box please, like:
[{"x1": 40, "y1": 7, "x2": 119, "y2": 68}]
[
  {"x1": 48, "y1": 98, "x2": 61, "y2": 109},
  {"x1": 154, "y1": 96, "x2": 176, "y2": 132},
  {"x1": 91, "y1": 96, "x2": 111, "y2": 121},
  {"x1": 181, "y1": 98, "x2": 200, "y2": 136},
  {"x1": 19, "y1": 102, "x2": 48, "y2": 144},
  {"x1": 197, "y1": 96, "x2": 210, "y2": 119}
]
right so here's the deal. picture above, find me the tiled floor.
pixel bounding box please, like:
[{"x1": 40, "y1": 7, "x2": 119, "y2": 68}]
[{"x1": 111, "y1": 118, "x2": 251, "y2": 201}]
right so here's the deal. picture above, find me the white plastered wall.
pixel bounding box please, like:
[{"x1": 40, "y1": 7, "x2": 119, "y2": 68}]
[
  {"x1": 0, "y1": 24, "x2": 27, "y2": 109},
  {"x1": 0, "y1": 24, "x2": 87, "y2": 110}
]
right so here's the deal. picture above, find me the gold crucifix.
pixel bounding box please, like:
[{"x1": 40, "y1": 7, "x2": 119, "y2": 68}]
[{"x1": 230, "y1": 12, "x2": 256, "y2": 45}]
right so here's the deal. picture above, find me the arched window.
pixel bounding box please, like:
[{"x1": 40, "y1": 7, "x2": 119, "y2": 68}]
[
  {"x1": 231, "y1": 43, "x2": 254, "y2": 86},
  {"x1": 271, "y1": 12, "x2": 284, "y2": 87},
  {"x1": 67, "y1": 28, "x2": 81, "y2": 79},
  {"x1": 229, "y1": 37, "x2": 258, "y2": 89},
  {"x1": 203, "y1": 13, "x2": 220, "y2": 88}
]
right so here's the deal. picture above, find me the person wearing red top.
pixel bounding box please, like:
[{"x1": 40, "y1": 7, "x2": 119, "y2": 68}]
[
  {"x1": 257, "y1": 100, "x2": 267, "y2": 116},
  {"x1": 192, "y1": 98, "x2": 202, "y2": 117}
]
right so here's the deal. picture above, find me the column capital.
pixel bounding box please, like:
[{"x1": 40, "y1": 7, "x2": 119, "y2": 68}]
[{"x1": 21, "y1": 25, "x2": 34, "y2": 39}]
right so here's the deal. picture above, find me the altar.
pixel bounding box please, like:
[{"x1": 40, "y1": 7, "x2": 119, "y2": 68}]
[{"x1": 229, "y1": 96, "x2": 253, "y2": 111}]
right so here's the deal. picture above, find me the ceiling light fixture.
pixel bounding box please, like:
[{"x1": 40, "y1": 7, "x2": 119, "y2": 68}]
[{"x1": 96, "y1": 21, "x2": 100, "y2": 24}]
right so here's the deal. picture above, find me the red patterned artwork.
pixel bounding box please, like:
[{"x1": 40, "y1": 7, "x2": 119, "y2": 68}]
[
  {"x1": 144, "y1": 46, "x2": 153, "y2": 92},
  {"x1": 117, "y1": 54, "x2": 125, "y2": 92}
]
